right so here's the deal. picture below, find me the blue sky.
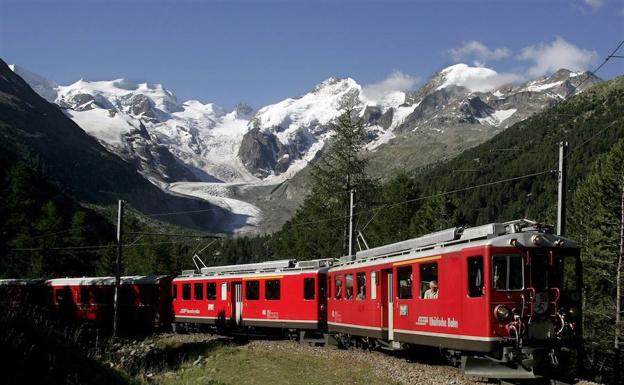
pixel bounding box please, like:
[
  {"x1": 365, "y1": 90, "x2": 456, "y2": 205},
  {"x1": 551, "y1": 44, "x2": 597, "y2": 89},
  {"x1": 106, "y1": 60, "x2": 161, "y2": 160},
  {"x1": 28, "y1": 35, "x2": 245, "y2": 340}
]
[{"x1": 0, "y1": 0, "x2": 622, "y2": 109}]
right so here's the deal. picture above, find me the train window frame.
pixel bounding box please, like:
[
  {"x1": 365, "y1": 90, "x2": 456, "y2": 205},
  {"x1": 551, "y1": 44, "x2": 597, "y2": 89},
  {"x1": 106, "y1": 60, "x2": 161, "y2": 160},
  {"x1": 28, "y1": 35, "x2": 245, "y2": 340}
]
[
  {"x1": 182, "y1": 283, "x2": 191, "y2": 300},
  {"x1": 221, "y1": 283, "x2": 228, "y2": 300},
  {"x1": 420, "y1": 263, "x2": 439, "y2": 299},
  {"x1": 356, "y1": 272, "x2": 366, "y2": 300},
  {"x1": 397, "y1": 266, "x2": 413, "y2": 299},
  {"x1": 467, "y1": 256, "x2": 484, "y2": 297},
  {"x1": 265, "y1": 280, "x2": 280, "y2": 300},
  {"x1": 172, "y1": 284, "x2": 177, "y2": 300},
  {"x1": 335, "y1": 275, "x2": 343, "y2": 300},
  {"x1": 206, "y1": 282, "x2": 217, "y2": 300},
  {"x1": 371, "y1": 271, "x2": 378, "y2": 300},
  {"x1": 246, "y1": 280, "x2": 260, "y2": 300},
  {"x1": 304, "y1": 277, "x2": 315, "y2": 300},
  {"x1": 194, "y1": 283, "x2": 204, "y2": 301},
  {"x1": 492, "y1": 254, "x2": 524, "y2": 291}
]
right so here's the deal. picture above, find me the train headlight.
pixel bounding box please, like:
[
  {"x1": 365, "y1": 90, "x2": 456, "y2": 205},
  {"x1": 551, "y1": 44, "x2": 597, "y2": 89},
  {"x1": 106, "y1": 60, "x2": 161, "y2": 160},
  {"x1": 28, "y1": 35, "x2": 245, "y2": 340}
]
[
  {"x1": 568, "y1": 307, "x2": 578, "y2": 318},
  {"x1": 531, "y1": 234, "x2": 543, "y2": 245},
  {"x1": 494, "y1": 305, "x2": 511, "y2": 323}
]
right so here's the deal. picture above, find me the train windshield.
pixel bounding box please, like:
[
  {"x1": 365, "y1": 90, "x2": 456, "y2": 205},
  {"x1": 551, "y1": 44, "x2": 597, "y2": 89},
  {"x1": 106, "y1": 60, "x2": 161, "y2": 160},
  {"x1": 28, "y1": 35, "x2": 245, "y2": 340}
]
[
  {"x1": 557, "y1": 254, "x2": 579, "y2": 291},
  {"x1": 492, "y1": 255, "x2": 524, "y2": 291},
  {"x1": 531, "y1": 252, "x2": 549, "y2": 291}
]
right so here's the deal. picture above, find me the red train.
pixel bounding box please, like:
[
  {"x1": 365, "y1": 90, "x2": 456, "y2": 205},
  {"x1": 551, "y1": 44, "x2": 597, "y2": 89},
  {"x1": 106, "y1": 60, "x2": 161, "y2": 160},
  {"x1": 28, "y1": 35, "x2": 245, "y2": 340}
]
[
  {"x1": 172, "y1": 259, "x2": 331, "y2": 332},
  {"x1": 1, "y1": 219, "x2": 582, "y2": 379}
]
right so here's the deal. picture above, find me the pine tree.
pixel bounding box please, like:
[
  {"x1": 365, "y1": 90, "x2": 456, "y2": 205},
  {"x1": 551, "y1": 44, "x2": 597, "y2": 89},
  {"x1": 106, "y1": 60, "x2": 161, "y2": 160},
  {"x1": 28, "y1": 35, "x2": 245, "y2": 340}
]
[
  {"x1": 409, "y1": 194, "x2": 463, "y2": 237},
  {"x1": 274, "y1": 109, "x2": 378, "y2": 259},
  {"x1": 364, "y1": 170, "x2": 420, "y2": 246},
  {"x1": 569, "y1": 138, "x2": 624, "y2": 348}
]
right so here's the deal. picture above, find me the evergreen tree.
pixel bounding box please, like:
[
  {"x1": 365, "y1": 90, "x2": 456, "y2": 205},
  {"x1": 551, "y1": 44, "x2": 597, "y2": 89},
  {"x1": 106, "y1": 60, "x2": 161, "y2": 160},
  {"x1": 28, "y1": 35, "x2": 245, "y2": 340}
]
[
  {"x1": 569, "y1": 138, "x2": 624, "y2": 348},
  {"x1": 274, "y1": 109, "x2": 378, "y2": 259},
  {"x1": 363, "y1": 170, "x2": 420, "y2": 246},
  {"x1": 409, "y1": 194, "x2": 463, "y2": 237}
]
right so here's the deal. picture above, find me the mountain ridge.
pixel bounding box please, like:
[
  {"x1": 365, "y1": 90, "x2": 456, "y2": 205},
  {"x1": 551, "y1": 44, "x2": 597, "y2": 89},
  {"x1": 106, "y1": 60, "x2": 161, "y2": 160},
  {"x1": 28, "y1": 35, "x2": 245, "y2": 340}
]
[{"x1": 8, "y1": 62, "x2": 602, "y2": 233}]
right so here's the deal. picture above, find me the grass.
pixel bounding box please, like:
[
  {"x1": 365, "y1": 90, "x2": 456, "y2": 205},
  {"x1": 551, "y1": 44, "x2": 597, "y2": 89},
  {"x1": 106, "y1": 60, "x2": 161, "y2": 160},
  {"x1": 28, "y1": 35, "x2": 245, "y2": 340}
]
[{"x1": 152, "y1": 343, "x2": 399, "y2": 385}]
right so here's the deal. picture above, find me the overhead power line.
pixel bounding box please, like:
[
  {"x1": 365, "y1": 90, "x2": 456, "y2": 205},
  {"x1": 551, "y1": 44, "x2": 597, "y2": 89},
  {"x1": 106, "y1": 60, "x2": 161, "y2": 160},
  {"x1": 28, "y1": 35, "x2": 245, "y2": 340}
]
[{"x1": 272, "y1": 169, "x2": 555, "y2": 231}]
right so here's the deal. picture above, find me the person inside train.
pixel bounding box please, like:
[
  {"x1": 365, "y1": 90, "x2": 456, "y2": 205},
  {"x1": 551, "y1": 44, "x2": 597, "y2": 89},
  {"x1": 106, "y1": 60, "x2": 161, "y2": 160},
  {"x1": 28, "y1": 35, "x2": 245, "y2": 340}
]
[
  {"x1": 423, "y1": 280, "x2": 438, "y2": 299},
  {"x1": 335, "y1": 285, "x2": 342, "y2": 299},
  {"x1": 356, "y1": 285, "x2": 365, "y2": 300},
  {"x1": 346, "y1": 287, "x2": 353, "y2": 299}
]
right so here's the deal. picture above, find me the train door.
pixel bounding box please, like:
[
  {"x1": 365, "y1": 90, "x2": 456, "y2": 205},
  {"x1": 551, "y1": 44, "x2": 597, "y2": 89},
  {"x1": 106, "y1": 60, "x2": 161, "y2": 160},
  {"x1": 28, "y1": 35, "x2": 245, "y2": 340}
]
[{"x1": 232, "y1": 282, "x2": 242, "y2": 325}]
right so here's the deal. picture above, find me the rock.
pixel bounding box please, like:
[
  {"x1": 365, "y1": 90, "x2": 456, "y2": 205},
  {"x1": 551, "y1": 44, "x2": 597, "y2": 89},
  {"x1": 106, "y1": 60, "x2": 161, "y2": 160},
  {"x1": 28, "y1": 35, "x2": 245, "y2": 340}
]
[{"x1": 193, "y1": 355, "x2": 204, "y2": 366}]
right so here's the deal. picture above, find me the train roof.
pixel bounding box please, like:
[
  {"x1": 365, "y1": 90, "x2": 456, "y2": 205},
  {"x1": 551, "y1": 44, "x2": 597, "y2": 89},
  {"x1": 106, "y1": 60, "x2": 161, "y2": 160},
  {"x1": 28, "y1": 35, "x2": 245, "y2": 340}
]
[
  {"x1": 331, "y1": 219, "x2": 579, "y2": 271},
  {"x1": 46, "y1": 275, "x2": 169, "y2": 286},
  {"x1": 177, "y1": 258, "x2": 335, "y2": 279}
]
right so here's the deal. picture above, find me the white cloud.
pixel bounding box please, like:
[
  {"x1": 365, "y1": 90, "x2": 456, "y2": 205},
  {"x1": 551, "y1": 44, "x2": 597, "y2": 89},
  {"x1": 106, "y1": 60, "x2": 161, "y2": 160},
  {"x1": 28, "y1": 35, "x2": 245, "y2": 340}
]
[
  {"x1": 583, "y1": 0, "x2": 605, "y2": 10},
  {"x1": 449, "y1": 40, "x2": 511, "y2": 62},
  {"x1": 518, "y1": 37, "x2": 599, "y2": 77},
  {"x1": 361, "y1": 71, "x2": 420, "y2": 102},
  {"x1": 440, "y1": 64, "x2": 523, "y2": 92}
]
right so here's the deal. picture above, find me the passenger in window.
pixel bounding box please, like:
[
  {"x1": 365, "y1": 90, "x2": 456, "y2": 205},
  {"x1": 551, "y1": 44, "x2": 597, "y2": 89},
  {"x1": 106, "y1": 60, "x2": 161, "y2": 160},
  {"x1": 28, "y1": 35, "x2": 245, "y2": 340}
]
[
  {"x1": 346, "y1": 287, "x2": 353, "y2": 299},
  {"x1": 356, "y1": 285, "x2": 365, "y2": 300},
  {"x1": 423, "y1": 280, "x2": 438, "y2": 299}
]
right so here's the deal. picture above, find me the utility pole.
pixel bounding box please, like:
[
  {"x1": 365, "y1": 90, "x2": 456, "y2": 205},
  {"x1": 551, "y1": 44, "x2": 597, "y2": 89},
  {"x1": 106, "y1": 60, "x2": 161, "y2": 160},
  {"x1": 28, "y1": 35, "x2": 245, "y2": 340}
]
[
  {"x1": 348, "y1": 189, "x2": 355, "y2": 257},
  {"x1": 557, "y1": 142, "x2": 568, "y2": 236},
  {"x1": 113, "y1": 199, "x2": 124, "y2": 338}
]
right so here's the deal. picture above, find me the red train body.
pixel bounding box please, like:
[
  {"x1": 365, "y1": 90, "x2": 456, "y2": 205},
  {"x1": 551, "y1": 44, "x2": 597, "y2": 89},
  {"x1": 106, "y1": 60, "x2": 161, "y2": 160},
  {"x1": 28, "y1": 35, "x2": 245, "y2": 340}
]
[
  {"x1": 46, "y1": 275, "x2": 173, "y2": 332},
  {"x1": 172, "y1": 259, "x2": 331, "y2": 331},
  {"x1": 327, "y1": 221, "x2": 581, "y2": 378}
]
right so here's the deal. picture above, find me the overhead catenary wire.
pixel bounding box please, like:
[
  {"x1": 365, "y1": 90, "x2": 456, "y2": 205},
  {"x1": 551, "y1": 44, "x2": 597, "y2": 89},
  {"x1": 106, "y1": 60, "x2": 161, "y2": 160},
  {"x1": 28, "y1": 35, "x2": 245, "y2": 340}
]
[
  {"x1": 10, "y1": 237, "x2": 204, "y2": 252},
  {"x1": 267, "y1": 169, "x2": 555, "y2": 231}
]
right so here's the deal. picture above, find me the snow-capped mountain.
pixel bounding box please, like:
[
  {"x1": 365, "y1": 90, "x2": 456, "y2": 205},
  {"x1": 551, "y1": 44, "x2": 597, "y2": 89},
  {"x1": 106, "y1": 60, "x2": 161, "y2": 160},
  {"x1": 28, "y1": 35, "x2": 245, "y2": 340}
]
[{"x1": 9, "y1": 63, "x2": 601, "y2": 232}]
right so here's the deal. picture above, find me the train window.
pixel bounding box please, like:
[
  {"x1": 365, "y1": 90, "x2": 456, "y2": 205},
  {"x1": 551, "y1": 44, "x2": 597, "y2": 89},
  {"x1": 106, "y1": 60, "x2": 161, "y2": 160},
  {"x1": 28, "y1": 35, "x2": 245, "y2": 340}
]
[
  {"x1": 172, "y1": 284, "x2": 177, "y2": 300},
  {"x1": 531, "y1": 253, "x2": 549, "y2": 291},
  {"x1": 371, "y1": 271, "x2": 377, "y2": 300},
  {"x1": 140, "y1": 287, "x2": 154, "y2": 305},
  {"x1": 345, "y1": 274, "x2": 354, "y2": 299},
  {"x1": 397, "y1": 266, "x2": 413, "y2": 299},
  {"x1": 55, "y1": 288, "x2": 71, "y2": 305},
  {"x1": 335, "y1": 275, "x2": 343, "y2": 299},
  {"x1": 264, "y1": 279, "x2": 280, "y2": 300},
  {"x1": 468, "y1": 256, "x2": 484, "y2": 297},
  {"x1": 194, "y1": 283, "x2": 204, "y2": 300},
  {"x1": 304, "y1": 278, "x2": 315, "y2": 300},
  {"x1": 265, "y1": 280, "x2": 280, "y2": 300},
  {"x1": 207, "y1": 283, "x2": 217, "y2": 300},
  {"x1": 356, "y1": 272, "x2": 366, "y2": 300},
  {"x1": 182, "y1": 284, "x2": 191, "y2": 300},
  {"x1": 221, "y1": 283, "x2": 228, "y2": 300},
  {"x1": 492, "y1": 255, "x2": 524, "y2": 291},
  {"x1": 420, "y1": 263, "x2": 438, "y2": 299},
  {"x1": 327, "y1": 277, "x2": 331, "y2": 300},
  {"x1": 95, "y1": 288, "x2": 114, "y2": 303},
  {"x1": 246, "y1": 281, "x2": 259, "y2": 300},
  {"x1": 559, "y1": 256, "x2": 578, "y2": 291},
  {"x1": 80, "y1": 287, "x2": 90, "y2": 304},
  {"x1": 120, "y1": 286, "x2": 134, "y2": 305}
]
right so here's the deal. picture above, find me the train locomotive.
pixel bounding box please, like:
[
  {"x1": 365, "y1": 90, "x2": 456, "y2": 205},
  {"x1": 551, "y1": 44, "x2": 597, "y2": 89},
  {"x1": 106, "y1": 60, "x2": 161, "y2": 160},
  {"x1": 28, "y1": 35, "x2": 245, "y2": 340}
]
[{"x1": 1, "y1": 219, "x2": 582, "y2": 379}]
